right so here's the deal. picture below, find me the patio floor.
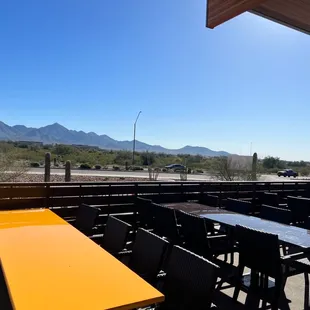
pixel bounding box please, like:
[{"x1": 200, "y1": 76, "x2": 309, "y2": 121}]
[{"x1": 219, "y1": 253, "x2": 306, "y2": 309}]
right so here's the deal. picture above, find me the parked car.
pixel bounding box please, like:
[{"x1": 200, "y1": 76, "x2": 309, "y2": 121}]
[
  {"x1": 277, "y1": 169, "x2": 298, "y2": 177},
  {"x1": 165, "y1": 164, "x2": 185, "y2": 169},
  {"x1": 165, "y1": 164, "x2": 186, "y2": 172}
]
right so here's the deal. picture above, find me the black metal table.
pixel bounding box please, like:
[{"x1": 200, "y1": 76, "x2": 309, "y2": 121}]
[
  {"x1": 202, "y1": 213, "x2": 310, "y2": 249},
  {"x1": 164, "y1": 202, "x2": 231, "y2": 215},
  {"x1": 165, "y1": 201, "x2": 310, "y2": 249}
]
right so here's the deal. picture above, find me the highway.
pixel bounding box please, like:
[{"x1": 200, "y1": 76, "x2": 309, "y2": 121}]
[{"x1": 27, "y1": 168, "x2": 306, "y2": 182}]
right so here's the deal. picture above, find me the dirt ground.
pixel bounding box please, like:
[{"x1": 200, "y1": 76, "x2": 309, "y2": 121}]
[{"x1": 10, "y1": 174, "x2": 144, "y2": 183}]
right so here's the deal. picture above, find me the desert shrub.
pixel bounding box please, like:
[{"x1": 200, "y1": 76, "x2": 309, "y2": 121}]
[
  {"x1": 299, "y1": 167, "x2": 310, "y2": 176},
  {"x1": 0, "y1": 152, "x2": 29, "y2": 182},
  {"x1": 18, "y1": 144, "x2": 28, "y2": 149},
  {"x1": 30, "y1": 162, "x2": 40, "y2": 168},
  {"x1": 95, "y1": 164, "x2": 102, "y2": 170},
  {"x1": 80, "y1": 163, "x2": 92, "y2": 169}
]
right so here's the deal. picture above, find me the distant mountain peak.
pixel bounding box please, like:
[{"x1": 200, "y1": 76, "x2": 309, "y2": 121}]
[
  {"x1": 0, "y1": 120, "x2": 230, "y2": 157},
  {"x1": 47, "y1": 122, "x2": 67, "y2": 129}
]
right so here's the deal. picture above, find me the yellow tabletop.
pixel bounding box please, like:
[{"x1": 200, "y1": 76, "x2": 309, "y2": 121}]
[{"x1": 0, "y1": 209, "x2": 164, "y2": 310}]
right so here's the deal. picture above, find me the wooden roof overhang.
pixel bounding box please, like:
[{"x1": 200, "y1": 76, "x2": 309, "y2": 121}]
[{"x1": 206, "y1": 0, "x2": 310, "y2": 35}]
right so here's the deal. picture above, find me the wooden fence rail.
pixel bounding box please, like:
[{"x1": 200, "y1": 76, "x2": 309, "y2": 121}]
[
  {"x1": 0, "y1": 181, "x2": 309, "y2": 245},
  {"x1": 0, "y1": 180, "x2": 309, "y2": 210}
]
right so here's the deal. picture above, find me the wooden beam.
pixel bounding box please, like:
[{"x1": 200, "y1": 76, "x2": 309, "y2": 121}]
[
  {"x1": 251, "y1": 0, "x2": 310, "y2": 35},
  {"x1": 206, "y1": 0, "x2": 266, "y2": 29}
]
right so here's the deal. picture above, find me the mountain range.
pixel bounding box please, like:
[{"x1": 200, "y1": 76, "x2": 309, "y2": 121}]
[{"x1": 0, "y1": 121, "x2": 230, "y2": 157}]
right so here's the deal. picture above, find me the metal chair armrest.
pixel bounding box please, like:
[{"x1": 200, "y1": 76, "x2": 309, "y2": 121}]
[
  {"x1": 281, "y1": 251, "x2": 308, "y2": 264},
  {"x1": 116, "y1": 250, "x2": 132, "y2": 258},
  {"x1": 207, "y1": 234, "x2": 228, "y2": 240}
]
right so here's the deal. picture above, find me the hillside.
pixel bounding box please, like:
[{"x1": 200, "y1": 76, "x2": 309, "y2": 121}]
[{"x1": 0, "y1": 121, "x2": 230, "y2": 157}]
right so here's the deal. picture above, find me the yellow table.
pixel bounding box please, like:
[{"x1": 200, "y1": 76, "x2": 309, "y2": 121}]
[{"x1": 0, "y1": 209, "x2": 164, "y2": 309}]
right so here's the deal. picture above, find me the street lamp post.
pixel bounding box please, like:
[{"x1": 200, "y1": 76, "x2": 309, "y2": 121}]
[{"x1": 132, "y1": 111, "x2": 142, "y2": 165}]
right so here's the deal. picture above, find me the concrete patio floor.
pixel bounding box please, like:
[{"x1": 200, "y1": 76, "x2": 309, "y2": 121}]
[{"x1": 217, "y1": 254, "x2": 307, "y2": 309}]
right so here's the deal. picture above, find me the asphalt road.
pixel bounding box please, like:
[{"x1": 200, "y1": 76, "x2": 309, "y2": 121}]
[
  {"x1": 28, "y1": 168, "x2": 211, "y2": 181},
  {"x1": 27, "y1": 168, "x2": 306, "y2": 182}
]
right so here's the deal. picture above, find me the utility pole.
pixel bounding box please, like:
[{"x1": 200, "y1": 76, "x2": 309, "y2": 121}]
[{"x1": 132, "y1": 111, "x2": 142, "y2": 165}]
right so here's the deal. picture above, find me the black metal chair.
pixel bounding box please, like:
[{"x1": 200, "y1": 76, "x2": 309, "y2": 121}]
[
  {"x1": 176, "y1": 210, "x2": 238, "y2": 286},
  {"x1": 260, "y1": 204, "x2": 292, "y2": 225},
  {"x1": 262, "y1": 192, "x2": 280, "y2": 207},
  {"x1": 200, "y1": 193, "x2": 220, "y2": 208},
  {"x1": 233, "y1": 225, "x2": 307, "y2": 310},
  {"x1": 287, "y1": 196, "x2": 310, "y2": 226},
  {"x1": 0, "y1": 260, "x2": 13, "y2": 310},
  {"x1": 177, "y1": 210, "x2": 231, "y2": 257},
  {"x1": 136, "y1": 196, "x2": 155, "y2": 229},
  {"x1": 225, "y1": 198, "x2": 252, "y2": 215},
  {"x1": 101, "y1": 216, "x2": 132, "y2": 256},
  {"x1": 152, "y1": 193, "x2": 186, "y2": 204},
  {"x1": 125, "y1": 228, "x2": 169, "y2": 285},
  {"x1": 74, "y1": 204, "x2": 99, "y2": 235},
  {"x1": 262, "y1": 192, "x2": 287, "y2": 209},
  {"x1": 152, "y1": 203, "x2": 179, "y2": 244},
  {"x1": 157, "y1": 245, "x2": 219, "y2": 310}
]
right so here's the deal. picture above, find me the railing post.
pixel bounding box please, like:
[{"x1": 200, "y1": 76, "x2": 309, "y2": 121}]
[
  {"x1": 46, "y1": 183, "x2": 50, "y2": 209},
  {"x1": 253, "y1": 182, "x2": 256, "y2": 202},
  {"x1": 134, "y1": 183, "x2": 139, "y2": 198},
  {"x1": 79, "y1": 184, "x2": 82, "y2": 206},
  {"x1": 200, "y1": 183, "x2": 204, "y2": 201},
  {"x1": 180, "y1": 182, "x2": 184, "y2": 200},
  {"x1": 236, "y1": 182, "x2": 240, "y2": 199}
]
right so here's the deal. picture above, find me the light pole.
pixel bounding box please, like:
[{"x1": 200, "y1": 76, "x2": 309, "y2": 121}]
[{"x1": 132, "y1": 111, "x2": 142, "y2": 165}]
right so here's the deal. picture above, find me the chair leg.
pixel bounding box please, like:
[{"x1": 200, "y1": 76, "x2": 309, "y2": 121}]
[
  {"x1": 259, "y1": 274, "x2": 268, "y2": 310},
  {"x1": 272, "y1": 277, "x2": 288, "y2": 310},
  {"x1": 230, "y1": 251, "x2": 235, "y2": 265},
  {"x1": 233, "y1": 265, "x2": 244, "y2": 301},
  {"x1": 304, "y1": 272, "x2": 310, "y2": 310}
]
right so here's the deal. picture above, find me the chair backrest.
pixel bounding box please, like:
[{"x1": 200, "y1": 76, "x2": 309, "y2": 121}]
[
  {"x1": 262, "y1": 192, "x2": 279, "y2": 207},
  {"x1": 287, "y1": 196, "x2": 310, "y2": 224},
  {"x1": 199, "y1": 193, "x2": 219, "y2": 207},
  {"x1": 0, "y1": 260, "x2": 13, "y2": 310},
  {"x1": 75, "y1": 204, "x2": 99, "y2": 235},
  {"x1": 235, "y1": 225, "x2": 281, "y2": 278},
  {"x1": 226, "y1": 198, "x2": 252, "y2": 215},
  {"x1": 136, "y1": 197, "x2": 154, "y2": 229},
  {"x1": 136, "y1": 196, "x2": 152, "y2": 205},
  {"x1": 152, "y1": 203, "x2": 179, "y2": 243},
  {"x1": 159, "y1": 245, "x2": 219, "y2": 310},
  {"x1": 260, "y1": 204, "x2": 292, "y2": 225},
  {"x1": 102, "y1": 216, "x2": 132, "y2": 255},
  {"x1": 128, "y1": 228, "x2": 169, "y2": 284},
  {"x1": 152, "y1": 193, "x2": 185, "y2": 204},
  {"x1": 177, "y1": 210, "x2": 210, "y2": 256}
]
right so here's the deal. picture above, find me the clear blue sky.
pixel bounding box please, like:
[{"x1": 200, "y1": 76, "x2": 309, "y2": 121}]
[{"x1": 0, "y1": 0, "x2": 309, "y2": 161}]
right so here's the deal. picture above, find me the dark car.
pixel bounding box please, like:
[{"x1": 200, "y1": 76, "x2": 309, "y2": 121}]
[
  {"x1": 277, "y1": 169, "x2": 298, "y2": 177},
  {"x1": 165, "y1": 164, "x2": 186, "y2": 172}
]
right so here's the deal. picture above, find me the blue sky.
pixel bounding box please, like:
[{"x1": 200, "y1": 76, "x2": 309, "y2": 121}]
[{"x1": 0, "y1": 0, "x2": 309, "y2": 160}]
